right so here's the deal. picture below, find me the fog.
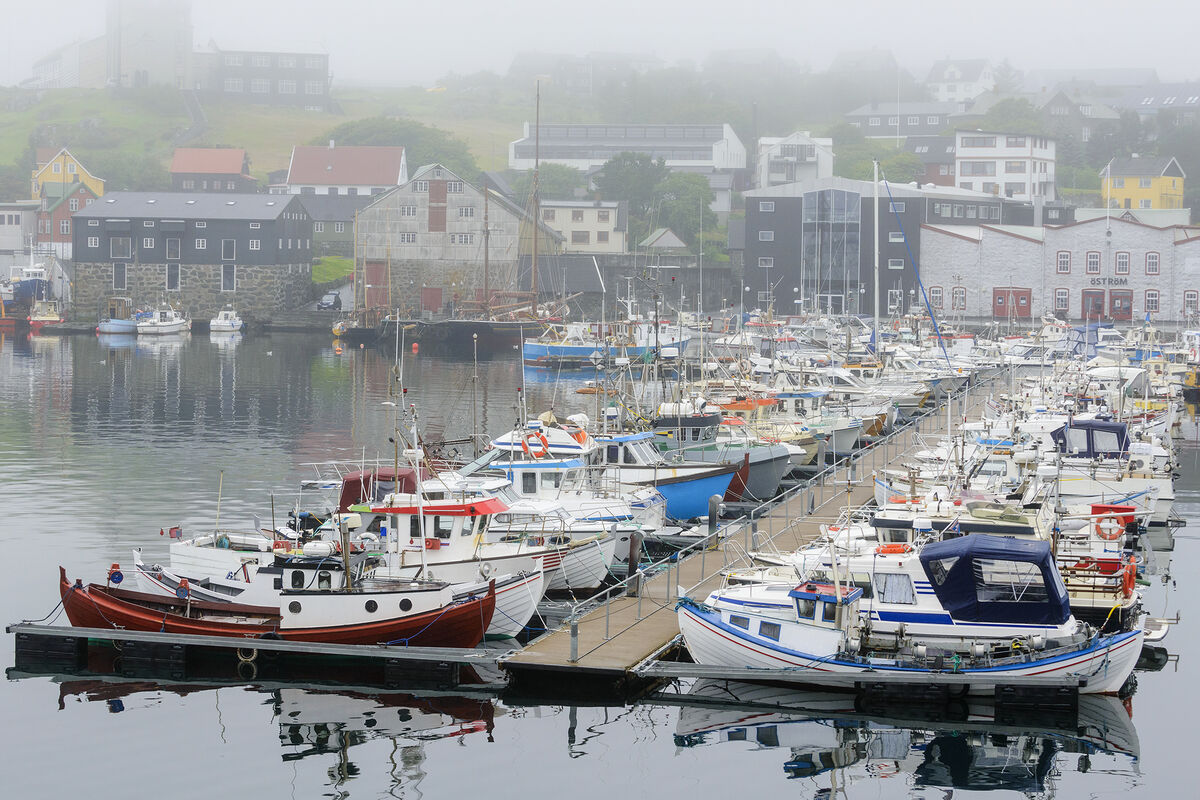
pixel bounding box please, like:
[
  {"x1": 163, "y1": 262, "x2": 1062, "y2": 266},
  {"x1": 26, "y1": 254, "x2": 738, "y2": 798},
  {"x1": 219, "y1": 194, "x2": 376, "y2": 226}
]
[{"x1": 3, "y1": 0, "x2": 1195, "y2": 89}]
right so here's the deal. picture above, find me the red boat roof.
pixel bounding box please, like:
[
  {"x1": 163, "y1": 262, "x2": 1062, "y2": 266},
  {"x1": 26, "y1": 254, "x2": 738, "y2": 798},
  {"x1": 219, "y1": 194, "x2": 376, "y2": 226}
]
[{"x1": 372, "y1": 497, "x2": 508, "y2": 516}]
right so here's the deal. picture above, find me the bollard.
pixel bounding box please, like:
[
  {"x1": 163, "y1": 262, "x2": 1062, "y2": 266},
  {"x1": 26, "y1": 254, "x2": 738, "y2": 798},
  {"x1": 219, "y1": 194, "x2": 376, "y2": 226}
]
[{"x1": 569, "y1": 618, "x2": 579, "y2": 663}]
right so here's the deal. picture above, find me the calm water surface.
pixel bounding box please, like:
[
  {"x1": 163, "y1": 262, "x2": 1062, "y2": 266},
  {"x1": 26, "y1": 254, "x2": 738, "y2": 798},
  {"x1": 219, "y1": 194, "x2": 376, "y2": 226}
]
[{"x1": 1, "y1": 331, "x2": 1195, "y2": 799}]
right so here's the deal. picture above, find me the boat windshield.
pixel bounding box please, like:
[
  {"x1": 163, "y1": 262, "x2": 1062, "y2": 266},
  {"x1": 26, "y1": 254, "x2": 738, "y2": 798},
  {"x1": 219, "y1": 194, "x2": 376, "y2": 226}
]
[{"x1": 456, "y1": 448, "x2": 503, "y2": 476}]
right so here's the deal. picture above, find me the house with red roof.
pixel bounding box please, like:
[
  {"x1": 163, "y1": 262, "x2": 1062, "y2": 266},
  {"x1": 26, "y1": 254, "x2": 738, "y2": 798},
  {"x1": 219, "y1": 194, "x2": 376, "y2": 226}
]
[
  {"x1": 170, "y1": 148, "x2": 257, "y2": 192},
  {"x1": 282, "y1": 142, "x2": 408, "y2": 197}
]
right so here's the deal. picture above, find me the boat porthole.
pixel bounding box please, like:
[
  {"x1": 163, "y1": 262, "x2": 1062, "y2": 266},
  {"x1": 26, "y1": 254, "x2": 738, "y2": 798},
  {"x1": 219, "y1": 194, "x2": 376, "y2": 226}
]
[
  {"x1": 288, "y1": 601, "x2": 302, "y2": 614},
  {"x1": 399, "y1": 599, "x2": 412, "y2": 612},
  {"x1": 365, "y1": 600, "x2": 378, "y2": 613}
]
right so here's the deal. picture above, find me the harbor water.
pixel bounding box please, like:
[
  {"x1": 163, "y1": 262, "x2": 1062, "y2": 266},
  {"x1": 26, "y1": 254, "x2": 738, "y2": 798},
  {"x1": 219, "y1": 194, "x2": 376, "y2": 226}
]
[{"x1": 1, "y1": 330, "x2": 1196, "y2": 799}]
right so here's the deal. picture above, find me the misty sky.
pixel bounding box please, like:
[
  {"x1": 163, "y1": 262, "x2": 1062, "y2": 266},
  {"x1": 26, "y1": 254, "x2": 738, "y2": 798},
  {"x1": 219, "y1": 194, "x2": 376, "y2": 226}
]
[{"x1": 2, "y1": 0, "x2": 1196, "y2": 88}]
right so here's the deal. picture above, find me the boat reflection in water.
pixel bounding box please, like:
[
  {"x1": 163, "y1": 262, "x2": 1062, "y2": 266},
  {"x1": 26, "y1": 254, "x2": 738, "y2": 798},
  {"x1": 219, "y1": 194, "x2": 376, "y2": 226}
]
[{"x1": 673, "y1": 679, "x2": 1139, "y2": 791}]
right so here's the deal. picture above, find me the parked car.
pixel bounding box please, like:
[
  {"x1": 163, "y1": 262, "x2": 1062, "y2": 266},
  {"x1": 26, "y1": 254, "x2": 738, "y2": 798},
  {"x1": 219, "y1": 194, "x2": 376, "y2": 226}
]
[{"x1": 317, "y1": 292, "x2": 342, "y2": 311}]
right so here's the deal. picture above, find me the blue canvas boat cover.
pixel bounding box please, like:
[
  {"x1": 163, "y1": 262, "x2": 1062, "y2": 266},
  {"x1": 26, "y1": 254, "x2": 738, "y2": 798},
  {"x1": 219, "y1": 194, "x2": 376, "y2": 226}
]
[
  {"x1": 1050, "y1": 419, "x2": 1129, "y2": 458},
  {"x1": 918, "y1": 534, "x2": 1071, "y2": 626}
]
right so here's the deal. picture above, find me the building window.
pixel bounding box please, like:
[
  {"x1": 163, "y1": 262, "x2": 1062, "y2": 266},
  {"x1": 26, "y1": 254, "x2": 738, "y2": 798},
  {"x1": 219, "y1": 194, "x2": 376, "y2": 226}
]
[
  {"x1": 759, "y1": 201, "x2": 774, "y2": 212},
  {"x1": 887, "y1": 258, "x2": 904, "y2": 270},
  {"x1": 224, "y1": 78, "x2": 243, "y2": 93},
  {"x1": 111, "y1": 237, "x2": 131, "y2": 258},
  {"x1": 222, "y1": 264, "x2": 236, "y2": 292},
  {"x1": 1056, "y1": 251, "x2": 1070, "y2": 273},
  {"x1": 413, "y1": 181, "x2": 428, "y2": 192},
  {"x1": 221, "y1": 239, "x2": 235, "y2": 260},
  {"x1": 1139, "y1": 177, "x2": 1153, "y2": 188},
  {"x1": 759, "y1": 230, "x2": 774, "y2": 241},
  {"x1": 195, "y1": 221, "x2": 206, "y2": 228},
  {"x1": 449, "y1": 233, "x2": 473, "y2": 244},
  {"x1": 250, "y1": 79, "x2": 270, "y2": 94},
  {"x1": 59, "y1": 220, "x2": 70, "y2": 235},
  {"x1": 1186, "y1": 291, "x2": 1199, "y2": 314},
  {"x1": 960, "y1": 136, "x2": 996, "y2": 147},
  {"x1": 888, "y1": 231, "x2": 905, "y2": 242},
  {"x1": 542, "y1": 209, "x2": 555, "y2": 221},
  {"x1": 304, "y1": 56, "x2": 323, "y2": 70},
  {"x1": 930, "y1": 286, "x2": 943, "y2": 308},
  {"x1": 86, "y1": 236, "x2": 98, "y2": 248},
  {"x1": 399, "y1": 232, "x2": 416, "y2": 243},
  {"x1": 1145, "y1": 289, "x2": 1159, "y2": 313},
  {"x1": 278, "y1": 80, "x2": 296, "y2": 94},
  {"x1": 1140, "y1": 199, "x2": 1152, "y2": 209},
  {"x1": 142, "y1": 237, "x2": 154, "y2": 249},
  {"x1": 313, "y1": 222, "x2": 324, "y2": 233},
  {"x1": 304, "y1": 81, "x2": 323, "y2": 95},
  {"x1": 572, "y1": 210, "x2": 584, "y2": 222},
  {"x1": 224, "y1": 54, "x2": 243, "y2": 66},
  {"x1": 597, "y1": 231, "x2": 609, "y2": 243},
  {"x1": 927, "y1": 115, "x2": 939, "y2": 124},
  {"x1": 458, "y1": 207, "x2": 475, "y2": 218},
  {"x1": 1116, "y1": 252, "x2": 1129, "y2": 274},
  {"x1": 758, "y1": 257, "x2": 774, "y2": 268},
  {"x1": 113, "y1": 262, "x2": 126, "y2": 291},
  {"x1": 1146, "y1": 252, "x2": 1160, "y2": 275},
  {"x1": 69, "y1": 198, "x2": 78, "y2": 212},
  {"x1": 182, "y1": 179, "x2": 194, "y2": 189},
  {"x1": 249, "y1": 239, "x2": 261, "y2": 251},
  {"x1": 887, "y1": 116, "x2": 898, "y2": 126},
  {"x1": 1112, "y1": 177, "x2": 1125, "y2": 188},
  {"x1": 52, "y1": 162, "x2": 61, "y2": 174},
  {"x1": 195, "y1": 238, "x2": 207, "y2": 250},
  {"x1": 907, "y1": 115, "x2": 920, "y2": 125},
  {"x1": 249, "y1": 222, "x2": 260, "y2": 229},
  {"x1": 88, "y1": 220, "x2": 99, "y2": 226},
  {"x1": 1005, "y1": 160, "x2": 1027, "y2": 173},
  {"x1": 1086, "y1": 251, "x2": 1101, "y2": 274},
  {"x1": 334, "y1": 222, "x2": 345, "y2": 233},
  {"x1": 951, "y1": 287, "x2": 966, "y2": 310},
  {"x1": 889, "y1": 201, "x2": 905, "y2": 213},
  {"x1": 447, "y1": 181, "x2": 464, "y2": 193},
  {"x1": 166, "y1": 263, "x2": 179, "y2": 291},
  {"x1": 67, "y1": 162, "x2": 76, "y2": 174},
  {"x1": 571, "y1": 230, "x2": 590, "y2": 244},
  {"x1": 1005, "y1": 136, "x2": 1027, "y2": 147},
  {"x1": 401, "y1": 206, "x2": 417, "y2": 217}
]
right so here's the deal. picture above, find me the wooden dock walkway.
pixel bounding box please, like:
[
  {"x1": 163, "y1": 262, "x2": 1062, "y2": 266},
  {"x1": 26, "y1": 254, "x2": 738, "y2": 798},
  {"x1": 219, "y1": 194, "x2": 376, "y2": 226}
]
[{"x1": 502, "y1": 388, "x2": 991, "y2": 692}]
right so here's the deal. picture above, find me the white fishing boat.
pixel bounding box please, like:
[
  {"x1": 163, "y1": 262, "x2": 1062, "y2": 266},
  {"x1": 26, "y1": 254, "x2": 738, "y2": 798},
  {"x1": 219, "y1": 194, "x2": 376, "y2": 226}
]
[
  {"x1": 138, "y1": 304, "x2": 191, "y2": 335},
  {"x1": 208, "y1": 304, "x2": 244, "y2": 332},
  {"x1": 97, "y1": 296, "x2": 137, "y2": 335}
]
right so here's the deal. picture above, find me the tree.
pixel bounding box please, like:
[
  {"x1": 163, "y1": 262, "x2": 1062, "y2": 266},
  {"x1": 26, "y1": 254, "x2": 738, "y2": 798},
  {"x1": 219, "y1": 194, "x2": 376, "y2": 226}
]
[
  {"x1": 76, "y1": 151, "x2": 170, "y2": 192},
  {"x1": 508, "y1": 163, "x2": 588, "y2": 204},
  {"x1": 652, "y1": 172, "x2": 716, "y2": 249},
  {"x1": 313, "y1": 117, "x2": 479, "y2": 182},
  {"x1": 991, "y1": 59, "x2": 1022, "y2": 94},
  {"x1": 594, "y1": 152, "x2": 669, "y2": 223}
]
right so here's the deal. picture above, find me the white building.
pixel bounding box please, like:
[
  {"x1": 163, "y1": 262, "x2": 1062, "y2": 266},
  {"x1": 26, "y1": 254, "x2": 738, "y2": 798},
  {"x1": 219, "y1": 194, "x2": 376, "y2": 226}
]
[
  {"x1": 508, "y1": 122, "x2": 746, "y2": 172},
  {"x1": 283, "y1": 144, "x2": 408, "y2": 197},
  {"x1": 954, "y1": 131, "x2": 1056, "y2": 201},
  {"x1": 926, "y1": 59, "x2": 995, "y2": 103},
  {"x1": 539, "y1": 200, "x2": 626, "y2": 254},
  {"x1": 918, "y1": 216, "x2": 1200, "y2": 323},
  {"x1": 755, "y1": 132, "x2": 834, "y2": 189}
]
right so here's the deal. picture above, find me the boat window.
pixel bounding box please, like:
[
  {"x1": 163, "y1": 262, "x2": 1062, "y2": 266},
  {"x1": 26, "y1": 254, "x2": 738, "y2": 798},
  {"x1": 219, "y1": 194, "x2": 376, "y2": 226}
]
[
  {"x1": 822, "y1": 602, "x2": 837, "y2": 623},
  {"x1": 291, "y1": 571, "x2": 305, "y2": 589},
  {"x1": 606, "y1": 445, "x2": 619, "y2": 463},
  {"x1": 456, "y1": 448, "x2": 502, "y2": 476},
  {"x1": 541, "y1": 472, "x2": 563, "y2": 489},
  {"x1": 759, "y1": 621, "x2": 781, "y2": 641},
  {"x1": 874, "y1": 573, "x2": 915, "y2": 604},
  {"x1": 973, "y1": 559, "x2": 1048, "y2": 603},
  {"x1": 474, "y1": 515, "x2": 489, "y2": 534},
  {"x1": 1093, "y1": 429, "x2": 1121, "y2": 454},
  {"x1": 409, "y1": 516, "x2": 422, "y2": 538},
  {"x1": 317, "y1": 571, "x2": 332, "y2": 590},
  {"x1": 1065, "y1": 427, "x2": 1089, "y2": 454},
  {"x1": 498, "y1": 486, "x2": 521, "y2": 504},
  {"x1": 434, "y1": 516, "x2": 454, "y2": 540},
  {"x1": 624, "y1": 446, "x2": 638, "y2": 463},
  {"x1": 927, "y1": 556, "x2": 958, "y2": 585},
  {"x1": 521, "y1": 473, "x2": 537, "y2": 494},
  {"x1": 729, "y1": 614, "x2": 749, "y2": 629},
  {"x1": 795, "y1": 598, "x2": 816, "y2": 619}
]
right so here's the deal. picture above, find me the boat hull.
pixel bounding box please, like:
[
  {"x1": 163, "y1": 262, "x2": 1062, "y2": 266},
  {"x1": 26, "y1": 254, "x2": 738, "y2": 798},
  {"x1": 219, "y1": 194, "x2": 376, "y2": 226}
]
[{"x1": 98, "y1": 318, "x2": 138, "y2": 335}]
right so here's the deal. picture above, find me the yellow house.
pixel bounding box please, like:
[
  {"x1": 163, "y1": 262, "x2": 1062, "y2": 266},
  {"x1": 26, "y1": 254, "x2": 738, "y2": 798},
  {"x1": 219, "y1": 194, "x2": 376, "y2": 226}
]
[
  {"x1": 1101, "y1": 155, "x2": 1185, "y2": 210},
  {"x1": 30, "y1": 147, "x2": 105, "y2": 201}
]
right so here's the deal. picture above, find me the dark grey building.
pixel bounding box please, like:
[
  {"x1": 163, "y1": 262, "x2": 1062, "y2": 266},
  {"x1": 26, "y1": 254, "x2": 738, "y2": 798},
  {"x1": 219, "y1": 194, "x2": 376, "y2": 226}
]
[
  {"x1": 193, "y1": 47, "x2": 332, "y2": 111},
  {"x1": 297, "y1": 195, "x2": 373, "y2": 257},
  {"x1": 71, "y1": 192, "x2": 314, "y2": 321},
  {"x1": 844, "y1": 102, "x2": 959, "y2": 139},
  {"x1": 743, "y1": 178, "x2": 1012, "y2": 315}
]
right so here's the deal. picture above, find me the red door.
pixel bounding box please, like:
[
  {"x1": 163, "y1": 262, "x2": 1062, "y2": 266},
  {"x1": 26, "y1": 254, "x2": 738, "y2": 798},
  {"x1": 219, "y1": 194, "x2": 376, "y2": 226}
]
[
  {"x1": 421, "y1": 287, "x2": 443, "y2": 312},
  {"x1": 1082, "y1": 289, "x2": 1106, "y2": 320},
  {"x1": 1109, "y1": 290, "x2": 1132, "y2": 321},
  {"x1": 363, "y1": 260, "x2": 388, "y2": 309},
  {"x1": 992, "y1": 287, "x2": 1032, "y2": 319}
]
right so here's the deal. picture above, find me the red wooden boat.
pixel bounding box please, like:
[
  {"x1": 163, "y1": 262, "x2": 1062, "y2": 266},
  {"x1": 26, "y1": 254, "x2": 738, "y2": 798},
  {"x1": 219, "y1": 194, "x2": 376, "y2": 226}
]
[{"x1": 59, "y1": 567, "x2": 494, "y2": 648}]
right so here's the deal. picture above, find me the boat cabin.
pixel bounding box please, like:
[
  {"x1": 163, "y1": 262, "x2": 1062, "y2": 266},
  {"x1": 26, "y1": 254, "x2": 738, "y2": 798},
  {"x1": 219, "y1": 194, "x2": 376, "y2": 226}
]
[
  {"x1": 338, "y1": 467, "x2": 420, "y2": 513},
  {"x1": 370, "y1": 495, "x2": 506, "y2": 551},
  {"x1": 1050, "y1": 420, "x2": 1129, "y2": 458},
  {"x1": 787, "y1": 582, "x2": 862, "y2": 630}
]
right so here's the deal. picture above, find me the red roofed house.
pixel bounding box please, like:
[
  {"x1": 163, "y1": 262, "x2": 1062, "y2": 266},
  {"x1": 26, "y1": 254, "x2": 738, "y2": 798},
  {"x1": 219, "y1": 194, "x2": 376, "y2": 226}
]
[
  {"x1": 170, "y1": 147, "x2": 258, "y2": 192},
  {"x1": 282, "y1": 142, "x2": 408, "y2": 197}
]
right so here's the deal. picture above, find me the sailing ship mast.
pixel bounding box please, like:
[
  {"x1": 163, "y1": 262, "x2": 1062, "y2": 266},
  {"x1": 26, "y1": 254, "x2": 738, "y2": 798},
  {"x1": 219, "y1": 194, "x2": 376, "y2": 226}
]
[
  {"x1": 483, "y1": 176, "x2": 490, "y2": 315},
  {"x1": 531, "y1": 81, "x2": 541, "y2": 307}
]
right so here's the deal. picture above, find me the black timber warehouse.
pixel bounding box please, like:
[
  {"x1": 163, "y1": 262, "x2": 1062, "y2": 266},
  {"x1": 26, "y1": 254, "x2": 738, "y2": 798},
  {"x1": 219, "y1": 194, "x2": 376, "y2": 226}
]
[{"x1": 71, "y1": 192, "x2": 314, "y2": 321}]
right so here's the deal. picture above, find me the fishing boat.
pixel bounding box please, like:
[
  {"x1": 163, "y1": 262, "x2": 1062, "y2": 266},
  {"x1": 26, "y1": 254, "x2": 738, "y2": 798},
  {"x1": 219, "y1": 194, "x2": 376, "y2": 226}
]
[
  {"x1": 208, "y1": 304, "x2": 244, "y2": 332},
  {"x1": 522, "y1": 318, "x2": 689, "y2": 367},
  {"x1": 60, "y1": 559, "x2": 495, "y2": 648},
  {"x1": 137, "y1": 304, "x2": 191, "y2": 335},
  {"x1": 27, "y1": 298, "x2": 64, "y2": 332},
  {"x1": 97, "y1": 296, "x2": 137, "y2": 335},
  {"x1": 677, "y1": 534, "x2": 1142, "y2": 694}
]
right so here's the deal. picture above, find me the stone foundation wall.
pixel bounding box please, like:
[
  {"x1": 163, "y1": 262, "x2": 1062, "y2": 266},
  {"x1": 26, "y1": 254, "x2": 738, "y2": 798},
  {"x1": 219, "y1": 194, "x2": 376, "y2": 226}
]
[{"x1": 71, "y1": 260, "x2": 312, "y2": 322}]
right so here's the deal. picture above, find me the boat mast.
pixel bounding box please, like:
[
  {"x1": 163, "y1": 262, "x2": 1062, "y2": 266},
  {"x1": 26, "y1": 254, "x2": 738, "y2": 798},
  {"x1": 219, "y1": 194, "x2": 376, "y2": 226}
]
[
  {"x1": 873, "y1": 160, "x2": 880, "y2": 352},
  {"x1": 531, "y1": 81, "x2": 540, "y2": 307},
  {"x1": 483, "y1": 177, "x2": 490, "y2": 315}
]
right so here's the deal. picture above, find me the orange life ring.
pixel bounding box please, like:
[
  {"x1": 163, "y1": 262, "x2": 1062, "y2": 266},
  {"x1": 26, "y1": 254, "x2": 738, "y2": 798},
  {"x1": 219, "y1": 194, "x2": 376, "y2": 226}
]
[
  {"x1": 876, "y1": 543, "x2": 913, "y2": 555},
  {"x1": 521, "y1": 430, "x2": 550, "y2": 459},
  {"x1": 1122, "y1": 562, "x2": 1136, "y2": 599},
  {"x1": 1094, "y1": 515, "x2": 1124, "y2": 541},
  {"x1": 570, "y1": 428, "x2": 588, "y2": 445},
  {"x1": 892, "y1": 320, "x2": 900, "y2": 331},
  {"x1": 887, "y1": 495, "x2": 907, "y2": 503}
]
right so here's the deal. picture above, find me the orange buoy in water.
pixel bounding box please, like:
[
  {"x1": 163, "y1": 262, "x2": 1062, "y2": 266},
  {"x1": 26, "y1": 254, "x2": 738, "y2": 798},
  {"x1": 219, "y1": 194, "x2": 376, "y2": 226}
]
[{"x1": 412, "y1": 342, "x2": 419, "y2": 354}]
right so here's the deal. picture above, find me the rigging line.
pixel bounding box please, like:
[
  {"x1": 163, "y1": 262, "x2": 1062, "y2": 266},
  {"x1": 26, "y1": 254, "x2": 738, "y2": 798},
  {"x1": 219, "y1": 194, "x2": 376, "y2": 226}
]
[{"x1": 880, "y1": 176, "x2": 952, "y2": 369}]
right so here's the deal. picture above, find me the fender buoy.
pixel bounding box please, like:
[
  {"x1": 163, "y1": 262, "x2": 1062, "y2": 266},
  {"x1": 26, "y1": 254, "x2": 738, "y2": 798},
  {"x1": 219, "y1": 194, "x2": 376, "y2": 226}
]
[
  {"x1": 521, "y1": 430, "x2": 550, "y2": 459},
  {"x1": 1122, "y1": 562, "x2": 1136, "y2": 598},
  {"x1": 1095, "y1": 515, "x2": 1124, "y2": 541},
  {"x1": 876, "y1": 543, "x2": 913, "y2": 555},
  {"x1": 424, "y1": 538, "x2": 441, "y2": 550}
]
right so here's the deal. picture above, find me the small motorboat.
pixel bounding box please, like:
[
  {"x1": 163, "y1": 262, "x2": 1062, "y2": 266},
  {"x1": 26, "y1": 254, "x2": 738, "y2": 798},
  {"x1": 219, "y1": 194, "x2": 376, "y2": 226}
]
[
  {"x1": 209, "y1": 304, "x2": 244, "y2": 332},
  {"x1": 137, "y1": 304, "x2": 191, "y2": 335},
  {"x1": 60, "y1": 560, "x2": 495, "y2": 648},
  {"x1": 28, "y1": 298, "x2": 64, "y2": 333},
  {"x1": 97, "y1": 296, "x2": 137, "y2": 335}
]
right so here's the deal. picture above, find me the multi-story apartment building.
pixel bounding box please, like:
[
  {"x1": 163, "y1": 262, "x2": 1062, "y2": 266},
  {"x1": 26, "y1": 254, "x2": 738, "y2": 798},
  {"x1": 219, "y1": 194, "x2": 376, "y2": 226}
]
[
  {"x1": 539, "y1": 200, "x2": 626, "y2": 254},
  {"x1": 954, "y1": 131, "x2": 1056, "y2": 201},
  {"x1": 755, "y1": 132, "x2": 834, "y2": 189}
]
